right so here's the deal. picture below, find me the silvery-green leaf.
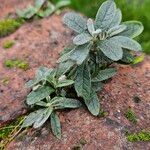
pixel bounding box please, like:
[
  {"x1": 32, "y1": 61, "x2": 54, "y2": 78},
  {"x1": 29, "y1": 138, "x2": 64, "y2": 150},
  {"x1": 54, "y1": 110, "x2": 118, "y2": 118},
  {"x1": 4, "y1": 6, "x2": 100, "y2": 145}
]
[
  {"x1": 95, "y1": 0, "x2": 116, "y2": 30},
  {"x1": 92, "y1": 29, "x2": 102, "y2": 37},
  {"x1": 26, "y1": 86, "x2": 55, "y2": 105},
  {"x1": 119, "y1": 21, "x2": 144, "y2": 38},
  {"x1": 109, "y1": 9, "x2": 122, "y2": 29},
  {"x1": 52, "y1": 97, "x2": 82, "y2": 109},
  {"x1": 35, "y1": 101, "x2": 47, "y2": 107},
  {"x1": 25, "y1": 67, "x2": 53, "y2": 88},
  {"x1": 96, "y1": 50, "x2": 113, "y2": 64},
  {"x1": 92, "y1": 68, "x2": 117, "y2": 82},
  {"x1": 46, "y1": 69, "x2": 57, "y2": 84},
  {"x1": 33, "y1": 108, "x2": 53, "y2": 128},
  {"x1": 58, "y1": 50, "x2": 73, "y2": 63},
  {"x1": 60, "y1": 44, "x2": 75, "y2": 56},
  {"x1": 121, "y1": 50, "x2": 134, "y2": 63},
  {"x1": 110, "y1": 36, "x2": 142, "y2": 51},
  {"x1": 75, "y1": 63, "x2": 91, "y2": 101},
  {"x1": 56, "y1": 80, "x2": 74, "y2": 88},
  {"x1": 37, "y1": 1, "x2": 55, "y2": 18},
  {"x1": 55, "y1": 0, "x2": 71, "y2": 9},
  {"x1": 35, "y1": 0, "x2": 47, "y2": 9},
  {"x1": 87, "y1": 18, "x2": 95, "y2": 35},
  {"x1": 51, "y1": 111, "x2": 61, "y2": 139},
  {"x1": 56, "y1": 60, "x2": 74, "y2": 77},
  {"x1": 98, "y1": 40, "x2": 123, "y2": 61},
  {"x1": 85, "y1": 90, "x2": 100, "y2": 116},
  {"x1": 92, "y1": 82, "x2": 104, "y2": 92},
  {"x1": 73, "y1": 33, "x2": 92, "y2": 45},
  {"x1": 70, "y1": 43, "x2": 91, "y2": 65},
  {"x1": 16, "y1": 5, "x2": 38, "y2": 19},
  {"x1": 22, "y1": 109, "x2": 45, "y2": 127},
  {"x1": 63, "y1": 12, "x2": 87, "y2": 33},
  {"x1": 108, "y1": 25, "x2": 126, "y2": 37}
]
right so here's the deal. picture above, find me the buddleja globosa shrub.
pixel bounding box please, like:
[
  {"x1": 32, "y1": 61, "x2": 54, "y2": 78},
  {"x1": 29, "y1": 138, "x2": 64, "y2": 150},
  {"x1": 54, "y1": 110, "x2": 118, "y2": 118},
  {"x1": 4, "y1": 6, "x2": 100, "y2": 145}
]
[{"x1": 22, "y1": 0, "x2": 143, "y2": 138}]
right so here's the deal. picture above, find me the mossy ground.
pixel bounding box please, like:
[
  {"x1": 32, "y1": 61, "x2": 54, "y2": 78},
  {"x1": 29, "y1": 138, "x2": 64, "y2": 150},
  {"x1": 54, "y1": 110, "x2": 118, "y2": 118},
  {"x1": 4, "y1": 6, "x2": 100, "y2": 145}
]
[
  {"x1": 0, "y1": 18, "x2": 23, "y2": 37},
  {"x1": 2, "y1": 77, "x2": 10, "y2": 85},
  {"x1": 4, "y1": 59, "x2": 29, "y2": 71},
  {"x1": 125, "y1": 109, "x2": 137, "y2": 123},
  {"x1": 3, "y1": 40, "x2": 15, "y2": 49},
  {"x1": 127, "y1": 131, "x2": 150, "y2": 142}
]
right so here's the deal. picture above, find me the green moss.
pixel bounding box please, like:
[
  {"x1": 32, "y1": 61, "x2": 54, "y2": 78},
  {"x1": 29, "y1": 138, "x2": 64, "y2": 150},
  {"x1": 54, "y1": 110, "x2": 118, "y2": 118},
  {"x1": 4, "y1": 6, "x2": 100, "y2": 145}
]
[
  {"x1": 3, "y1": 40, "x2": 15, "y2": 49},
  {"x1": 98, "y1": 110, "x2": 108, "y2": 118},
  {"x1": 79, "y1": 138, "x2": 87, "y2": 145},
  {"x1": 72, "y1": 145, "x2": 82, "y2": 150},
  {"x1": 4, "y1": 59, "x2": 29, "y2": 71},
  {"x1": 132, "y1": 54, "x2": 145, "y2": 65},
  {"x1": 0, "y1": 116, "x2": 24, "y2": 141},
  {"x1": 2, "y1": 77, "x2": 10, "y2": 85},
  {"x1": 127, "y1": 131, "x2": 150, "y2": 142},
  {"x1": 0, "y1": 18, "x2": 22, "y2": 37},
  {"x1": 125, "y1": 109, "x2": 137, "y2": 124}
]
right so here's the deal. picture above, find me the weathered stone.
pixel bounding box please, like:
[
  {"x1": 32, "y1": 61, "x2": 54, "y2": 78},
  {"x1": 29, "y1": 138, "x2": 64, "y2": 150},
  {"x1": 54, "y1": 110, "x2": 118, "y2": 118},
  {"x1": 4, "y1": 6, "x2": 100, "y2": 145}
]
[{"x1": 0, "y1": 1, "x2": 149, "y2": 150}]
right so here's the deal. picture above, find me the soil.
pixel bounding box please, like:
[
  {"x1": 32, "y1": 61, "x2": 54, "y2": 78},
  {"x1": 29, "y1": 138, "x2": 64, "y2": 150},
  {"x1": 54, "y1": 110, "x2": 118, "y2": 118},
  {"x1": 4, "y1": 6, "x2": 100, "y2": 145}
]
[{"x1": 0, "y1": 1, "x2": 150, "y2": 150}]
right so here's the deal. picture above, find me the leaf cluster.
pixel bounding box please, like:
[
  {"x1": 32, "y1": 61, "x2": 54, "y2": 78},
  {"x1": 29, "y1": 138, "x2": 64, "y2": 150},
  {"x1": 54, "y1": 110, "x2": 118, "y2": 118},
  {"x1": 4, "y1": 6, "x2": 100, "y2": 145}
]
[
  {"x1": 23, "y1": 0, "x2": 143, "y2": 139},
  {"x1": 23, "y1": 67, "x2": 81, "y2": 139},
  {"x1": 16, "y1": 0, "x2": 70, "y2": 19}
]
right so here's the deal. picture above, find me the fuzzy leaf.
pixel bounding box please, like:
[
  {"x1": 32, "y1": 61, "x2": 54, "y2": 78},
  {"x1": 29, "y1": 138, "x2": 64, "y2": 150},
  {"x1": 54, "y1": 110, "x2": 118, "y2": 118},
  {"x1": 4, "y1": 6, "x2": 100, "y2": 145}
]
[
  {"x1": 70, "y1": 43, "x2": 91, "y2": 65},
  {"x1": 56, "y1": 60, "x2": 74, "y2": 77},
  {"x1": 58, "y1": 50, "x2": 73, "y2": 63},
  {"x1": 33, "y1": 108, "x2": 53, "y2": 128},
  {"x1": 92, "y1": 82, "x2": 104, "y2": 92},
  {"x1": 87, "y1": 18, "x2": 95, "y2": 35},
  {"x1": 26, "y1": 86, "x2": 55, "y2": 105},
  {"x1": 25, "y1": 67, "x2": 53, "y2": 88},
  {"x1": 56, "y1": 80, "x2": 74, "y2": 88},
  {"x1": 60, "y1": 44, "x2": 75, "y2": 56},
  {"x1": 121, "y1": 50, "x2": 135, "y2": 63},
  {"x1": 63, "y1": 12, "x2": 87, "y2": 33},
  {"x1": 35, "y1": 0, "x2": 47, "y2": 9},
  {"x1": 51, "y1": 112, "x2": 61, "y2": 139},
  {"x1": 73, "y1": 33, "x2": 92, "y2": 45},
  {"x1": 119, "y1": 21, "x2": 144, "y2": 38},
  {"x1": 109, "y1": 9, "x2": 122, "y2": 29},
  {"x1": 52, "y1": 97, "x2": 82, "y2": 109},
  {"x1": 92, "y1": 68, "x2": 117, "y2": 82},
  {"x1": 37, "y1": 1, "x2": 55, "y2": 18},
  {"x1": 22, "y1": 109, "x2": 45, "y2": 127},
  {"x1": 85, "y1": 90, "x2": 100, "y2": 116},
  {"x1": 98, "y1": 40, "x2": 123, "y2": 61},
  {"x1": 75, "y1": 63, "x2": 91, "y2": 101},
  {"x1": 16, "y1": 5, "x2": 37, "y2": 19},
  {"x1": 36, "y1": 101, "x2": 47, "y2": 107},
  {"x1": 110, "y1": 36, "x2": 142, "y2": 51},
  {"x1": 55, "y1": 0, "x2": 71, "y2": 9},
  {"x1": 95, "y1": 0, "x2": 116, "y2": 30},
  {"x1": 108, "y1": 25, "x2": 126, "y2": 37}
]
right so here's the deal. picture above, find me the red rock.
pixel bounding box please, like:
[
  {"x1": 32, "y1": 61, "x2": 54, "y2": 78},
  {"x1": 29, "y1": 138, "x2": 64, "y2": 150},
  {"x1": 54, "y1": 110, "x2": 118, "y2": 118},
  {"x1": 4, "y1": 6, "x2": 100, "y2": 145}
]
[{"x1": 0, "y1": 1, "x2": 150, "y2": 150}]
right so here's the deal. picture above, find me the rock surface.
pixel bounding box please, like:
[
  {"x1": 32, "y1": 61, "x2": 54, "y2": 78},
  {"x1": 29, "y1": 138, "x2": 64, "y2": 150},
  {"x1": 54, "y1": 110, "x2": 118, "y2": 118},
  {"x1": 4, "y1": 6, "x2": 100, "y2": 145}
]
[{"x1": 0, "y1": 1, "x2": 150, "y2": 150}]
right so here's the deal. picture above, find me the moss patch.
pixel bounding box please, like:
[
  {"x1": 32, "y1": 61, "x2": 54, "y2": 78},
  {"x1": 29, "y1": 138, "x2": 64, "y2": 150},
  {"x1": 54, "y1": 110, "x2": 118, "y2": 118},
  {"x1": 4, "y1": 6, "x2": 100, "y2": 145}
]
[
  {"x1": 3, "y1": 40, "x2": 15, "y2": 49},
  {"x1": 2, "y1": 77, "x2": 10, "y2": 85},
  {"x1": 0, "y1": 18, "x2": 22, "y2": 37},
  {"x1": 98, "y1": 110, "x2": 108, "y2": 118},
  {"x1": 127, "y1": 131, "x2": 150, "y2": 142},
  {"x1": 125, "y1": 109, "x2": 137, "y2": 123},
  {"x1": 4, "y1": 59, "x2": 29, "y2": 71}
]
